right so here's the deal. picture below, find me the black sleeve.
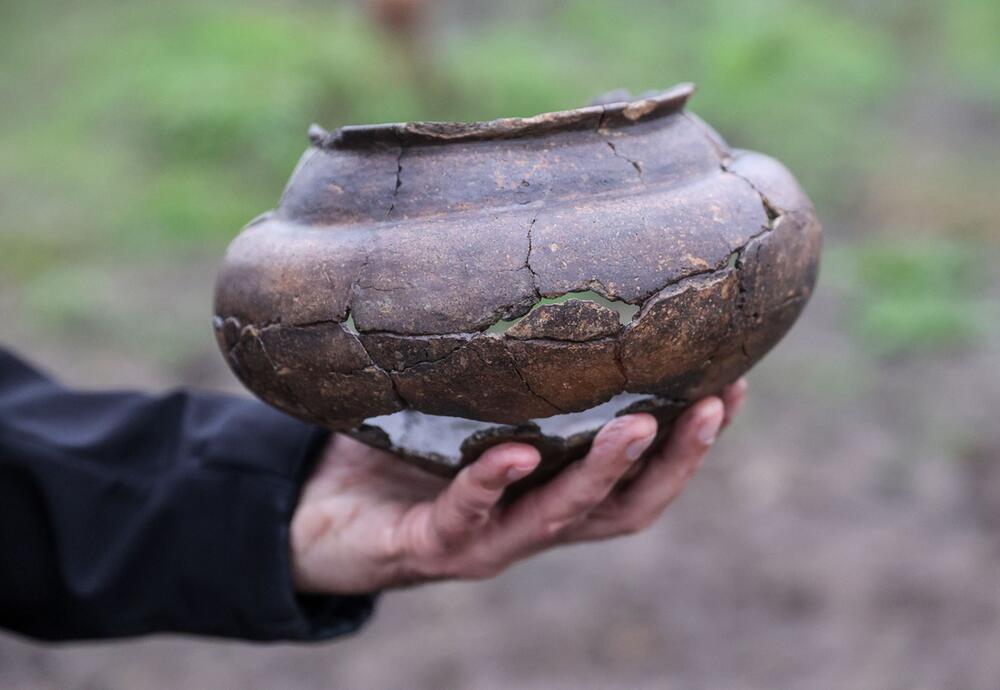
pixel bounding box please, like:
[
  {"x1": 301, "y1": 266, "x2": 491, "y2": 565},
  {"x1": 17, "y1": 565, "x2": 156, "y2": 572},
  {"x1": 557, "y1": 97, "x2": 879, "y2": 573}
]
[{"x1": 0, "y1": 346, "x2": 376, "y2": 642}]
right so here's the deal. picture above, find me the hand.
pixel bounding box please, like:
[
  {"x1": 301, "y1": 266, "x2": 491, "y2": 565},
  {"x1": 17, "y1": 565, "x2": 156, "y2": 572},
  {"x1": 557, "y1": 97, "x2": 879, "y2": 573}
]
[{"x1": 290, "y1": 379, "x2": 748, "y2": 594}]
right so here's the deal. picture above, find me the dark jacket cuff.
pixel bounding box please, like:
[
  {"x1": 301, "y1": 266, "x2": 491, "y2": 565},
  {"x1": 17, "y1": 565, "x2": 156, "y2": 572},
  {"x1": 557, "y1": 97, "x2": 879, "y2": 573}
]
[
  {"x1": 192, "y1": 402, "x2": 379, "y2": 642},
  {"x1": 0, "y1": 346, "x2": 378, "y2": 642}
]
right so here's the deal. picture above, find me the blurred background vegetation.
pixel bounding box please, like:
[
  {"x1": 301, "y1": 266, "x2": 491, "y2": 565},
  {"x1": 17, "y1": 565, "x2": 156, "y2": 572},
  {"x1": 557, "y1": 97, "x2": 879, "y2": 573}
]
[
  {"x1": 2, "y1": 0, "x2": 997, "y2": 373},
  {"x1": 3, "y1": 1, "x2": 1000, "y2": 687}
]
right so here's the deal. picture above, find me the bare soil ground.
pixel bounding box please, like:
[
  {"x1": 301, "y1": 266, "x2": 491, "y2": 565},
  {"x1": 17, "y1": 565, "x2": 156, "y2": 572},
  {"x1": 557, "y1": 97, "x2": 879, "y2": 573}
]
[{"x1": 2, "y1": 249, "x2": 999, "y2": 690}]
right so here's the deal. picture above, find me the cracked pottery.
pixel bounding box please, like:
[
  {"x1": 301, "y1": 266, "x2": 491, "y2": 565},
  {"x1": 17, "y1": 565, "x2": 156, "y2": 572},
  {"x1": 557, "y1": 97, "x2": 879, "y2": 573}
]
[{"x1": 213, "y1": 83, "x2": 821, "y2": 483}]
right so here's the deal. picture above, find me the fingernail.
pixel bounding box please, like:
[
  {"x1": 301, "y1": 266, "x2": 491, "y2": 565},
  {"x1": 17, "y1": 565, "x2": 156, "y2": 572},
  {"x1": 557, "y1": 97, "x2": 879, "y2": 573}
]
[
  {"x1": 626, "y1": 434, "x2": 656, "y2": 461},
  {"x1": 697, "y1": 408, "x2": 723, "y2": 446},
  {"x1": 507, "y1": 465, "x2": 534, "y2": 481}
]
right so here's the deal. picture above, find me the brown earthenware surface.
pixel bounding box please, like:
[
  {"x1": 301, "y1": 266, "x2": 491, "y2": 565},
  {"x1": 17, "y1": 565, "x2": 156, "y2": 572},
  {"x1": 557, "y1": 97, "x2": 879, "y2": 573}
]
[{"x1": 213, "y1": 84, "x2": 821, "y2": 478}]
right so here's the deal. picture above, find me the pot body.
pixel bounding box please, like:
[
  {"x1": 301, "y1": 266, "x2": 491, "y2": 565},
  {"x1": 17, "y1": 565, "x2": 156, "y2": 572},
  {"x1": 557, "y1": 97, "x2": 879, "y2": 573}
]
[{"x1": 214, "y1": 84, "x2": 820, "y2": 475}]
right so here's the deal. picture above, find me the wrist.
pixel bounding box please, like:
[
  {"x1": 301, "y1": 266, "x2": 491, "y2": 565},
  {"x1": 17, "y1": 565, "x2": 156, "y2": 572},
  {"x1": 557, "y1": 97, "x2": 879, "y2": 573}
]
[{"x1": 289, "y1": 503, "x2": 331, "y2": 593}]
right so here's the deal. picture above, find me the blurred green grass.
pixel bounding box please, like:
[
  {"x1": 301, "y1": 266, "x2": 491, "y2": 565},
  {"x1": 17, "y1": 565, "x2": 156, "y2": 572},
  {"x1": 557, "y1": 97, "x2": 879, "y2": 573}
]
[
  {"x1": 1, "y1": 0, "x2": 998, "y2": 361},
  {"x1": 825, "y1": 239, "x2": 993, "y2": 357}
]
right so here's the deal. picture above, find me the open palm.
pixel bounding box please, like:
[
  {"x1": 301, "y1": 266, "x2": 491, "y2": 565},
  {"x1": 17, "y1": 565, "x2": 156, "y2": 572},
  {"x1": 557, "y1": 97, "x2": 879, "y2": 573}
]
[{"x1": 291, "y1": 380, "x2": 747, "y2": 594}]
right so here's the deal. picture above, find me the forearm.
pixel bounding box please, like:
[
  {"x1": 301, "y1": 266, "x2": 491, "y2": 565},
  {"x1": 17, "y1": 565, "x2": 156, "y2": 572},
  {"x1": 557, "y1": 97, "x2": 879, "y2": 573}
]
[{"x1": 0, "y1": 347, "x2": 374, "y2": 641}]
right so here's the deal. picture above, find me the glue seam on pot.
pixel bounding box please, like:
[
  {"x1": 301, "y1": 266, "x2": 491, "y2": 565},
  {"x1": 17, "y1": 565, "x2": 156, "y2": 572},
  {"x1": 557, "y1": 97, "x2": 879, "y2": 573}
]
[
  {"x1": 232, "y1": 264, "x2": 748, "y2": 398},
  {"x1": 516, "y1": 209, "x2": 543, "y2": 299},
  {"x1": 502, "y1": 341, "x2": 567, "y2": 415},
  {"x1": 219, "y1": 236, "x2": 812, "y2": 429},
  {"x1": 216, "y1": 231, "x2": 765, "y2": 343},
  {"x1": 334, "y1": 164, "x2": 763, "y2": 334},
  {"x1": 681, "y1": 112, "x2": 782, "y2": 224},
  {"x1": 385, "y1": 145, "x2": 404, "y2": 219},
  {"x1": 603, "y1": 140, "x2": 643, "y2": 179}
]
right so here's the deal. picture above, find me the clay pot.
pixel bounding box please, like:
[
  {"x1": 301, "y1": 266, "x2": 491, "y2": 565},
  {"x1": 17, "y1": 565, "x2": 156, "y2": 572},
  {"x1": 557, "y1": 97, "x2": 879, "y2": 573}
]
[{"x1": 213, "y1": 83, "x2": 821, "y2": 480}]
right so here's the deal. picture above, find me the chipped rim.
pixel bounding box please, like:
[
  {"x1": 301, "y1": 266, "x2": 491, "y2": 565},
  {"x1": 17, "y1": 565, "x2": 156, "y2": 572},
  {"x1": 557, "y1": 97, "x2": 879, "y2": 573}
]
[{"x1": 309, "y1": 82, "x2": 695, "y2": 149}]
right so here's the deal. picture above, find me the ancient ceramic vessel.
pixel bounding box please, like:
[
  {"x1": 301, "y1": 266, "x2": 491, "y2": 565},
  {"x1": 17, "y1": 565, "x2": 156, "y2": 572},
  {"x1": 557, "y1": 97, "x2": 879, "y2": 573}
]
[{"x1": 214, "y1": 83, "x2": 821, "y2": 481}]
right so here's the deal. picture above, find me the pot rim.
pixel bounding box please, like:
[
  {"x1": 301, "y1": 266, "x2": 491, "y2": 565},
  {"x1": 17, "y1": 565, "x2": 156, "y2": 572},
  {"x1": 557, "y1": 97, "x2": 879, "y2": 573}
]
[{"x1": 308, "y1": 82, "x2": 695, "y2": 149}]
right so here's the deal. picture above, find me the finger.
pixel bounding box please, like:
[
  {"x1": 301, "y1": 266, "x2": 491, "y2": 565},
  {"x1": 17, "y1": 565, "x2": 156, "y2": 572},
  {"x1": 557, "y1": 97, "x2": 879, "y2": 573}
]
[
  {"x1": 721, "y1": 377, "x2": 748, "y2": 429},
  {"x1": 428, "y1": 443, "x2": 540, "y2": 548},
  {"x1": 570, "y1": 397, "x2": 723, "y2": 541},
  {"x1": 490, "y1": 413, "x2": 658, "y2": 556}
]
